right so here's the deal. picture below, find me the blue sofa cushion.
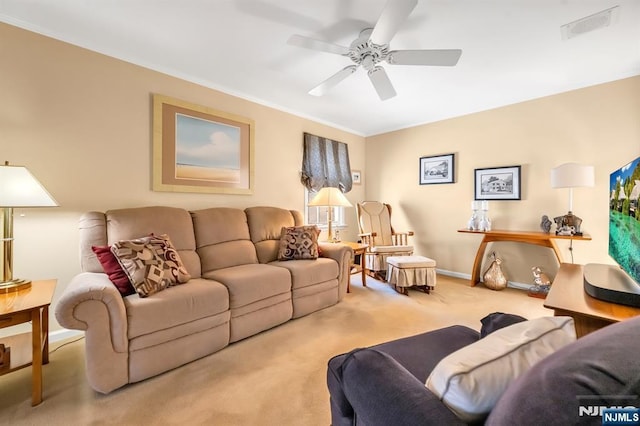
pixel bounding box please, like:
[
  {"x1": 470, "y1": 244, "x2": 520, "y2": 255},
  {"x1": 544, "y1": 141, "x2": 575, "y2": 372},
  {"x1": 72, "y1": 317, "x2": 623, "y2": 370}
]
[{"x1": 480, "y1": 311, "x2": 527, "y2": 338}]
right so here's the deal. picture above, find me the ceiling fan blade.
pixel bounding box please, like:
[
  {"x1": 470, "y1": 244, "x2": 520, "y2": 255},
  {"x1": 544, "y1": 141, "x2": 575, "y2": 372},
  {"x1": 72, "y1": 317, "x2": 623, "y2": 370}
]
[
  {"x1": 368, "y1": 66, "x2": 397, "y2": 100},
  {"x1": 287, "y1": 34, "x2": 350, "y2": 56},
  {"x1": 387, "y1": 49, "x2": 462, "y2": 66},
  {"x1": 370, "y1": 0, "x2": 418, "y2": 45},
  {"x1": 309, "y1": 65, "x2": 358, "y2": 96}
]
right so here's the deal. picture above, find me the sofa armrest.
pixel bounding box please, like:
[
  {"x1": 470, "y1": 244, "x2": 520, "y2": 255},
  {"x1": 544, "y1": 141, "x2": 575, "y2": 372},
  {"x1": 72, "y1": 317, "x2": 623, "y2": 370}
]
[
  {"x1": 341, "y1": 348, "x2": 465, "y2": 426},
  {"x1": 54, "y1": 272, "x2": 129, "y2": 393},
  {"x1": 55, "y1": 272, "x2": 128, "y2": 350},
  {"x1": 318, "y1": 243, "x2": 353, "y2": 300}
]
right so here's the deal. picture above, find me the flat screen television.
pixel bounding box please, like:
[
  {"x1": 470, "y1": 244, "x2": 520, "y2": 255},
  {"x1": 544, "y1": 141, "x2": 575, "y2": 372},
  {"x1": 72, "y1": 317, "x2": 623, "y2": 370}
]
[{"x1": 584, "y1": 156, "x2": 640, "y2": 307}]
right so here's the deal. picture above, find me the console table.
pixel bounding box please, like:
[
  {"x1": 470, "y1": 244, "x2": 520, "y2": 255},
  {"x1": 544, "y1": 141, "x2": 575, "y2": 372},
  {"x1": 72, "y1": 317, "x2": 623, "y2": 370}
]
[
  {"x1": 458, "y1": 229, "x2": 591, "y2": 286},
  {"x1": 544, "y1": 263, "x2": 640, "y2": 337}
]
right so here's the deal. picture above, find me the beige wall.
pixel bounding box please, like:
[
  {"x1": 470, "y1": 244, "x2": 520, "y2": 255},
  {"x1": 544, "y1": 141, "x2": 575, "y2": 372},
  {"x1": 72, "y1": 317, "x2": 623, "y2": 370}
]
[
  {"x1": 1, "y1": 23, "x2": 365, "y2": 332},
  {"x1": 366, "y1": 76, "x2": 640, "y2": 284}
]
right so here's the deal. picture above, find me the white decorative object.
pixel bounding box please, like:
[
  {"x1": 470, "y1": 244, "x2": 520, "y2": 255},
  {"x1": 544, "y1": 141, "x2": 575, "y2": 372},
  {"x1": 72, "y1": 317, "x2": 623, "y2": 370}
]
[
  {"x1": 467, "y1": 201, "x2": 479, "y2": 230},
  {"x1": 476, "y1": 200, "x2": 491, "y2": 232},
  {"x1": 479, "y1": 215, "x2": 492, "y2": 232}
]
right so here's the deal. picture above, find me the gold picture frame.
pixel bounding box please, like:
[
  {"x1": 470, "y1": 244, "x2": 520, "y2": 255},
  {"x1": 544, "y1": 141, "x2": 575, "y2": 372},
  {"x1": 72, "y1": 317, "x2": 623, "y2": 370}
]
[{"x1": 152, "y1": 94, "x2": 254, "y2": 194}]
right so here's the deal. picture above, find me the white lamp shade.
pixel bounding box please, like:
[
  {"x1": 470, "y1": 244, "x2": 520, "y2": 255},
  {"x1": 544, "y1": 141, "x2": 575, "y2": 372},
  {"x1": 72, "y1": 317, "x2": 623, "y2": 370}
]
[
  {"x1": 308, "y1": 187, "x2": 352, "y2": 207},
  {"x1": 0, "y1": 164, "x2": 58, "y2": 207},
  {"x1": 550, "y1": 163, "x2": 595, "y2": 188}
]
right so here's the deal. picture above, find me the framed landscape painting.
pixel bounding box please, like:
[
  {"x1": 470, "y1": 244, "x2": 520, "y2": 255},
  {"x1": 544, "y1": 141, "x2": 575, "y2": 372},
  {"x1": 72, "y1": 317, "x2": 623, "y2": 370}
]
[
  {"x1": 474, "y1": 165, "x2": 521, "y2": 200},
  {"x1": 419, "y1": 153, "x2": 455, "y2": 185},
  {"x1": 152, "y1": 94, "x2": 254, "y2": 194}
]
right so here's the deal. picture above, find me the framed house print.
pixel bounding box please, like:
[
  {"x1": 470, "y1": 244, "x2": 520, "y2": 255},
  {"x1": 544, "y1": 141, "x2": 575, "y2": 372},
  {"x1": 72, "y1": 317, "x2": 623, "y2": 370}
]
[
  {"x1": 419, "y1": 153, "x2": 455, "y2": 185},
  {"x1": 474, "y1": 165, "x2": 521, "y2": 200},
  {"x1": 152, "y1": 94, "x2": 254, "y2": 194}
]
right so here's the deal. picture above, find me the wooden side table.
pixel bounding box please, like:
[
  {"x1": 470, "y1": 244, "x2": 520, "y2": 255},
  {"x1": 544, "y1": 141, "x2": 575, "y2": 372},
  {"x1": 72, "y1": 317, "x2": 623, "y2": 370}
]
[
  {"x1": 458, "y1": 229, "x2": 591, "y2": 286},
  {"x1": 0, "y1": 279, "x2": 56, "y2": 406},
  {"x1": 340, "y1": 242, "x2": 368, "y2": 293},
  {"x1": 544, "y1": 264, "x2": 640, "y2": 337}
]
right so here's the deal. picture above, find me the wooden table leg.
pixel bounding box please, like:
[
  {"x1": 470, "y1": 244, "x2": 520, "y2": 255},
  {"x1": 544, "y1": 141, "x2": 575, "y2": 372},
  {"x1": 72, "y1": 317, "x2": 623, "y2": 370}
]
[
  {"x1": 470, "y1": 237, "x2": 489, "y2": 286},
  {"x1": 31, "y1": 308, "x2": 43, "y2": 406},
  {"x1": 42, "y1": 305, "x2": 49, "y2": 365},
  {"x1": 360, "y1": 251, "x2": 367, "y2": 288},
  {"x1": 548, "y1": 239, "x2": 563, "y2": 264}
]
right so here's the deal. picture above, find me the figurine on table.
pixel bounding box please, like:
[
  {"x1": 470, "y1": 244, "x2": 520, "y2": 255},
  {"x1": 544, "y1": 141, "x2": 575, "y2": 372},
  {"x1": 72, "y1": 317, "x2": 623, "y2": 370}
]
[
  {"x1": 540, "y1": 215, "x2": 552, "y2": 233},
  {"x1": 528, "y1": 266, "x2": 552, "y2": 298}
]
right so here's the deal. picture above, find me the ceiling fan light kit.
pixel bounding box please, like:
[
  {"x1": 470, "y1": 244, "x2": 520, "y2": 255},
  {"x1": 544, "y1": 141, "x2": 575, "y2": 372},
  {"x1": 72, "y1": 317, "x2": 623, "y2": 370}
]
[{"x1": 287, "y1": 0, "x2": 462, "y2": 101}]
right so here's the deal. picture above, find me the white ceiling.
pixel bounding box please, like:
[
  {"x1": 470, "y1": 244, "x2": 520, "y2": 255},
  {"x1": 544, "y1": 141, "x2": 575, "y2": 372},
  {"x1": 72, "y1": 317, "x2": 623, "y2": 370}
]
[{"x1": 1, "y1": 1, "x2": 639, "y2": 136}]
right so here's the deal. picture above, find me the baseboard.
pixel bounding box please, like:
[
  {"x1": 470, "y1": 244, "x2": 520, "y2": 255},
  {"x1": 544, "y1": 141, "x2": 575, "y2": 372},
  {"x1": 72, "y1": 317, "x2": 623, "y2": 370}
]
[
  {"x1": 436, "y1": 268, "x2": 532, "y2": 291},
  {"x1": 436, "y1": 268, "x2": 469, "y2": 280},
  {"x1": 506, "y1": 281, "x2": 535, "y2": 291},
  {"x1": 50, "y1": 328, "x2": 84, "y2": 344}
]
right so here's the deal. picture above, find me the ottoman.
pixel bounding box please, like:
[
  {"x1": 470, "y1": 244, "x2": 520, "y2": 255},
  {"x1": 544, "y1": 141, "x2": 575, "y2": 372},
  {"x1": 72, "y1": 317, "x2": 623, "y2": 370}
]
[{"x1": 386, "y1": 255, "x2": 436, "y2": 295}]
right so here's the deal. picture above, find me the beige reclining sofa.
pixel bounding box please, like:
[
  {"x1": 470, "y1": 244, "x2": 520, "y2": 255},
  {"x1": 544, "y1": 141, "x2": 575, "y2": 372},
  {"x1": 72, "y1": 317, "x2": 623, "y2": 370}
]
[{"x1": 55, "y1": 205, "x2": 352, "y2": 394}]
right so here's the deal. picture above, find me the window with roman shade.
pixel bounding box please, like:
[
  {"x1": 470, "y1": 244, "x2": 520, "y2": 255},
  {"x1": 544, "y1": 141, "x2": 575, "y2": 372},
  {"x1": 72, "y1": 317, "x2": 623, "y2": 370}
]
[
  {"x1": 300, "y1": 133, "x2": 352, "y2": 193},
  {"x1": 301, "y1": 133, "x2": 352, "y2": 234}
]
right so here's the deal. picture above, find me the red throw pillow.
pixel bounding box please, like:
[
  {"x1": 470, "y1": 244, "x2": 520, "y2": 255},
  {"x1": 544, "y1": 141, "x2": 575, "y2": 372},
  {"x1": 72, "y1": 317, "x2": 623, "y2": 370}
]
[{"x1": 92, "y1": 245, "x2": 135, "y2": 296}]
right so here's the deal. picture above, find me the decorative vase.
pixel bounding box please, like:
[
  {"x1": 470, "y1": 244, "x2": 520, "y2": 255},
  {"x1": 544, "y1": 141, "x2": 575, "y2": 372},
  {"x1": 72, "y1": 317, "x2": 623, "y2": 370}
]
[{"x1": 483, "y1": 252, "x2": 507, "y2": 290}]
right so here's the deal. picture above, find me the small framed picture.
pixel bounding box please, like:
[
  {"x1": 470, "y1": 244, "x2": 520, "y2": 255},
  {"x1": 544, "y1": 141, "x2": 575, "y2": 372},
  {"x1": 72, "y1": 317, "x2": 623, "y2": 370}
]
[
  {"x1": 474, "y1": 165, "x2": 521, "y2": 200},
  {"x1": 351, "y1": 170, "x2": 362, "y2": 185},
  {"x1": 419, "y1": 153, "x2": 455, "y2": 185}
]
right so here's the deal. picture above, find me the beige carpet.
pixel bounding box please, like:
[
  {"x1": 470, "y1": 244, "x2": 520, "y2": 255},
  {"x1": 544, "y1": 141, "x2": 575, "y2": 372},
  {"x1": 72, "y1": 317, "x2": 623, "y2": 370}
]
[{"x1": 0, "y1": 274, "x2": 551, "y2": 426}]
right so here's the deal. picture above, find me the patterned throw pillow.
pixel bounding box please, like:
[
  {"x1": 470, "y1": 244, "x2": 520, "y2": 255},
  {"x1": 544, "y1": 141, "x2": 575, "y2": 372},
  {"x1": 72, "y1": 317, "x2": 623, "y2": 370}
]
[
  {"x1": 148, "y1": 234, "x2": 191, "y2": 284},
  {"x1": 111, "y1": 234, "x2": 191, "y2": 298},
  {"x1": 277, "y1": 225, "x2": 320, "y2": 261}
]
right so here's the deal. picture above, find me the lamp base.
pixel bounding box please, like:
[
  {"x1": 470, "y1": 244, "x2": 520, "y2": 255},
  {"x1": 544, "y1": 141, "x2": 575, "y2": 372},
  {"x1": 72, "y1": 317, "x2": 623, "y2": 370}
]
[
  {"x1": 0, "y1": 278, "x2": 31, "y2": 293},
  {"x1": 553, "y1": 211, "x2": 583, "y2": 236}
]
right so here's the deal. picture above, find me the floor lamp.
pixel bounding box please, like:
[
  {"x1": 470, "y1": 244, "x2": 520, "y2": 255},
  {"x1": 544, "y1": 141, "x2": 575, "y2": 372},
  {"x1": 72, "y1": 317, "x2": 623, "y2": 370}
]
[
  {"x1": 0, "y1": 162, "x2": 58, "y2": 292},
  {"x1": 550, "y1": 162, "x2": 594, "y2": 236},
  {"x1": 308, "y1": 187, "x2": 352, "y2": 242}
]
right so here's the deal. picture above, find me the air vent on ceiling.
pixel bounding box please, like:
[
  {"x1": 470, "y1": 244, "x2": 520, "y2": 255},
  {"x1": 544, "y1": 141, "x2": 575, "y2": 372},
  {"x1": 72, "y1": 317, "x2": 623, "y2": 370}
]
[{"x1": 561, "y1": 5, "x2": 619, "y2": 40}]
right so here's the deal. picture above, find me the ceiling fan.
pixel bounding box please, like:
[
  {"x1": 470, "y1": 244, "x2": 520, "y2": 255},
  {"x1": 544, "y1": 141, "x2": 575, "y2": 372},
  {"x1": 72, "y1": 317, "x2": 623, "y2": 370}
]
[{"x1": 287, "y1": 0, "x2": 462, "y2": 101}]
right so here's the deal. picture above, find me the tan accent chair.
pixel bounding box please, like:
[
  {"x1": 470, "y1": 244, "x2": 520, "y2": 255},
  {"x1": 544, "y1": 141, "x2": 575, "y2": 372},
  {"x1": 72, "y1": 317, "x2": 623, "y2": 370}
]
[{"x1": 356, "y1": 201, "x2": 414, "y2": 280}]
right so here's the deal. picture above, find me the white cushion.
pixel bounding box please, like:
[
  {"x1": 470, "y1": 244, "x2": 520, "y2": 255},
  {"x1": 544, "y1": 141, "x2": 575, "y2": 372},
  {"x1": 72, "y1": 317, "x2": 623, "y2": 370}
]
[
  {"x1": 425, "y1": 316, "x2": 576, "y2": 422},
  {"x1": 387, "y1": 255, "x2": 436, "y2": 268}
]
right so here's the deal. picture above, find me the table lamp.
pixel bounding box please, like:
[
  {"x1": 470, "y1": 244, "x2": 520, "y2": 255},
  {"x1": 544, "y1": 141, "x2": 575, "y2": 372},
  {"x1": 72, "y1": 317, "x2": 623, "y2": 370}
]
[
  {"x1": 550, "y1": 163, "x2": 594, "y2": 236},
  {"x1": 0, "y1": 162, "x2": 58, "y2": 291},
  {"x1": 308, "y1": 187, "x2": 352, "y2": 242}
]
